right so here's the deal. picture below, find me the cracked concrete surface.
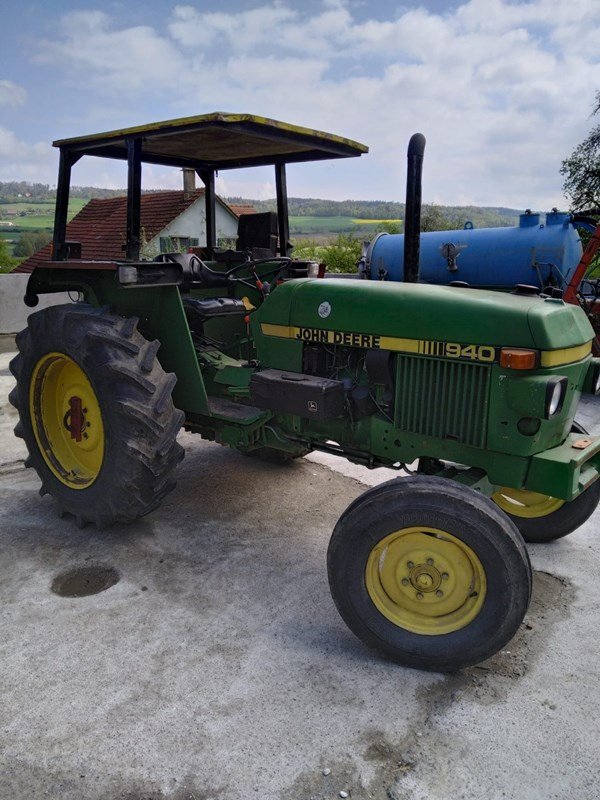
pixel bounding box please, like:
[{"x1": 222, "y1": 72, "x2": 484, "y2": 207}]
[{"x1": 0, "y1": 342, "x2": 599, "y2": 800}]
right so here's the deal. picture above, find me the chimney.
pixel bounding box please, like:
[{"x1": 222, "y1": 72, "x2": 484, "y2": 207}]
[{"x1": 182, "y1": 168, "x2": 196, "y2": 201}]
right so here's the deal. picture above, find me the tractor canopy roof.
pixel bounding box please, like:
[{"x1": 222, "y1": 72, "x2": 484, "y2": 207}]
[{"x1": 53, "y1": 112, "x2": 369, "y2": 170}]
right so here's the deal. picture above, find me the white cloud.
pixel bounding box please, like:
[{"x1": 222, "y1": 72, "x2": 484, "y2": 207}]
[
  {"x1": 12, "y1": 0, "x2": 600, "y2": 206},
  {"x1": 0, "y1": 80, "x2": 26, "y2": 107},
  {"x1": 0, "y1": 126, "x2": 54, "y2": 181},
  {"x1": 226, "y1": 56, "x2": 328, "y2": 89},
  {"x1": 35, "y1": 11, "x2": 192, "y2": 92},
  {"x1": 169, "y1": 4, "x2": 297, "y2": 49}
]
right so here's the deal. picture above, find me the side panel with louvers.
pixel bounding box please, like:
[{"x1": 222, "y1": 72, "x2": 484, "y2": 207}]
[{"x1": 394, "y1": 355, "x2": 491, "y2": 448}]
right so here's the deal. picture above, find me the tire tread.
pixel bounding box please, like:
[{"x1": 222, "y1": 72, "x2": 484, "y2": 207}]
[{"x1": 8, "y1": 303, "x2": 183, "y2": 527}]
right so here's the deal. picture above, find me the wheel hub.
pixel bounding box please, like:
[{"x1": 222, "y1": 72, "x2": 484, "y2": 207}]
[
  {"x1": 64, "y1": 395, "x2": 86, "y2": 442},
  {"x1": 409, "y1": 563, "x2": 442, "y2": 593},
  {"x1": 30, "y1": 352, "x2": 104, "y2": 488},
  {"x1": 365, "y1": 527, "x2": 487, "y2": 635}
]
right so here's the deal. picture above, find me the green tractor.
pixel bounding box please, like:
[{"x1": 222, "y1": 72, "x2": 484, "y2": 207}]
[{"x1": 9, "y1": 113, "x2": 600, "y2": 671}]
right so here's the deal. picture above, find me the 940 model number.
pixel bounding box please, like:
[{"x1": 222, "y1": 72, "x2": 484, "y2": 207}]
[
  {"x1": 417, "y1": 339, "x2": 498, "y2": 362},
  {"x1": 437, "y1": 342, "x2": 497, "y2": 362}
]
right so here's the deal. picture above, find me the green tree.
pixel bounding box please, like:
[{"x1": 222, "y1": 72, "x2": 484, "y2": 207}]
[
  {"x1": 420, "y1": 204, "x2": 461, "y2": 232},
  {"x1": 0, "y1": 239, "x2": 18, "y2": 272},
  {"x1": 560, "y1": 91, "x2": 600, "y2": 211},
  {"x1": 13, "y1": 231, "x2": 51, "y2": 258},
  {"x1": 378, "y1": 221, "x2": 402, "y2": 234}
]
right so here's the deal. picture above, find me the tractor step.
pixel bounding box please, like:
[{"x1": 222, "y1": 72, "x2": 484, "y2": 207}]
[{"x1": 207, "y1": 396, "x2": 266, "y2": 424}]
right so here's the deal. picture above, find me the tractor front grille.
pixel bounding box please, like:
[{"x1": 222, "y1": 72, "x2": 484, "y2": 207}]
[{"x1": 394, "y1": 355, "x2": 491, "y2": 448}]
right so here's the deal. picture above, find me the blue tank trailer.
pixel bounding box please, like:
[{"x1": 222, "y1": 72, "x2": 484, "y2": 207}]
[{"x1": 362, "y1": 211, "x2": 592, "y2": 292}]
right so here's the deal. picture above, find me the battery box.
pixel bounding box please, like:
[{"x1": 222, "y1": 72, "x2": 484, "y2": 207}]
[{"x1": 249, "y1": 369, "x2": 346, "y2": 421}]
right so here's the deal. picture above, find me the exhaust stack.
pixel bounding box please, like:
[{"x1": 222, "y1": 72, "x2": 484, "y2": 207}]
[{"x1": 403, "y1": 133, "x2": 426, "y2": 283}]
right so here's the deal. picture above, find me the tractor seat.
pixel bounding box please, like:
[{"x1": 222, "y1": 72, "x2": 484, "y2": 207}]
[
  {"x1": 155, "y1": 252, "x2": 230, "y2": 288},
  {"x1": 182, "y1": 296, "x2": 247, "y2": 324}
]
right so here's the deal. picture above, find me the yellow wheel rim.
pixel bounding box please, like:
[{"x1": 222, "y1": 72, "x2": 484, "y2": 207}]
[
  {"x1": 365, "y1": 527, "x2": 487, "y2": 635},
  {"x1": 492, "y1": 487, "x2": 564, "y2": 519},
  {"x1": 29, "y1": 352, "x2": 104, "y2": 489}
]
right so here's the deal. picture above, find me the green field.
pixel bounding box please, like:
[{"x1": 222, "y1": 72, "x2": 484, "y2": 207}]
[
  {"x1": 289, "y1": 216, "x2": 357, "y2": 234},
  {"x1": 0, "y1": 199, "x2": 87, "y2": 214},
  {"x1": 0, "y1": 199, "x2": 86, "y2": 255},
  {"x1": 289, "y1": 215, "x2": 397, "y2": 233},
  {"x1": 353, "y1": 218, "x2": 402, "y2": 225},
  {"x1": 6, "y1": 216, "x2": 54, "y2": 229}
]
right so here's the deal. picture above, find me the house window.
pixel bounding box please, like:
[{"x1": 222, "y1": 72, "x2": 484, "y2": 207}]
[{"x1": 160, "y1": 236, "x2": 199, "y2": 253}]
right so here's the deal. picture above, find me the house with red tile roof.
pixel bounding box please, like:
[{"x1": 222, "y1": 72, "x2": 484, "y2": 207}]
[
  {"x1": 14, "y1": 188, "x2": 241, "y2": 274},
  {"x1": 228, "y1": 203, "x2": 256, "y2": 217}
]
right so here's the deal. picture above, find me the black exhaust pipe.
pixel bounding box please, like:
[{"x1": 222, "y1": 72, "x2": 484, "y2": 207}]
[{"x1": 404, "y1": 133, "x2": 426, "y2": 283}]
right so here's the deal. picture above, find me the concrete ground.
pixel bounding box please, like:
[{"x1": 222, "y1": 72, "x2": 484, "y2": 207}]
[{"x1": 1, "y1": 339, "x2": 599, "y2": 800}]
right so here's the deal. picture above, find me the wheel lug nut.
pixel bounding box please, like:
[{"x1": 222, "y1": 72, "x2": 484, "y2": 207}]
[
  {"x1": 416, "y1": 592, "x2": 424, "y2": 600},
  {"x1": 442, "y1": 572, "x2": 449, "y2": 580},
  {"x1": 426, "y1": 558, "x2": 434, "y2": 565},
  {"x1": 436, "y1": 590, "x2": 443, "y2": 597},
  {"x1": 407, "y1": 561, "x2": 414, "y2": 568},
  {"x1": 401, "y1": 578, "x2": 409, "y2": 586}
]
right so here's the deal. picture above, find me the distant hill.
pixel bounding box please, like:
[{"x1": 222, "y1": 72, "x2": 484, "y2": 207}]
[
  {"x1": 225, "y1": 196, "x2": 524, "y2": 229},
  {"x1": 0, "y1": 181, "x2": 527, "y2": 231},
  {"x1": 0, "y1": 181, "x2": 126, "y2": 203}
]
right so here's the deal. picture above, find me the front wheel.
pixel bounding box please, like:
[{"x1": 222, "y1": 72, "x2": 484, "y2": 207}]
[
  {"x1": 327, "y1": 476, "x2": 531, "y2": 671},
  {"x1": 491, "y1": 422, "x2": 600, "y2": 543},
  {"x1": 491, "y1": 482, "x2": 600, "y2": 543}
]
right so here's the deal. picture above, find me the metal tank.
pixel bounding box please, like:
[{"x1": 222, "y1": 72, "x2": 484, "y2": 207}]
[{"x1": 363, "y1": 211, "x2": 585, "y2": 290}]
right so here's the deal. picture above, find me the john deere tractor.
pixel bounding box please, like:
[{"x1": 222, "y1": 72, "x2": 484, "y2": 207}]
[{"x1": 9, "y1": 114, "x2": 600, "y2": 671}]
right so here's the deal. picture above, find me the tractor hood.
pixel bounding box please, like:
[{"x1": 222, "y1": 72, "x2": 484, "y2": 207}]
[{"x1": 256, "y1": 278, "x2": 594, "y2": 352}]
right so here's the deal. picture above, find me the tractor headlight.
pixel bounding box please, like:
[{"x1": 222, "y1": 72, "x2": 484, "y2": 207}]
[
  {"x1": 506, "y1": 374, "x2": 568, "y2": 420},
  {"x1": 545, "y1": 377, "x2": 567, "y2": 418},
  {"x1": 583, "y1": 359, "x2": 600, "y2": 395}
]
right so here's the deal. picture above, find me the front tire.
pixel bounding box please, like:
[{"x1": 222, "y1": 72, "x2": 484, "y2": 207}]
[
  {"x1": 327, "y1": 476, "x2": 532, "y2": 671},
  {"x1": 492, "y1": 422, "x2": 600, "y2": 543},
  {"x1": 9, "y1": 303, "x2": 184, "y2": 527}
]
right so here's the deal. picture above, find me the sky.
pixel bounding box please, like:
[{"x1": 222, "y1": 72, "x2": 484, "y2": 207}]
[{"x1": 0, "y1": 0, "x2": 599, "y2": 208}]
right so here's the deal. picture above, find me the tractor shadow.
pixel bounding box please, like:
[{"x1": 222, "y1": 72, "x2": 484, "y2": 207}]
[
  {"x1": 0, "y1": 433, "x2": 577, "y2": 676},
  {"x1": 0, "y1": 433, "x2": 370, "y2": 658}
]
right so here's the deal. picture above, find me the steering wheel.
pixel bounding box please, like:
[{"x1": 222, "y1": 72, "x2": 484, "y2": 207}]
[
  {"x1": 224, "y1": 256, "x2": 293, "y2": 294},
  {"x1": 156, "y1": 251, "x2": 292, "y2": 297}
]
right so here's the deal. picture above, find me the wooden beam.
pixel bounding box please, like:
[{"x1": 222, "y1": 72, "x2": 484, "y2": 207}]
[
  {"x1": 275, "y1": 163, "x2": 290, "y2": 256},
  {"x1": 199, "y1": 169, "x2": 216, "y2": 256},
  {"x1": 126, "y1": 138, "x2": 142, "y2": 261}
]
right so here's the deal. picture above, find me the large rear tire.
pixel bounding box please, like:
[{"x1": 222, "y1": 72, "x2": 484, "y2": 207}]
[
  {"x1": 327, "y1": 476, "x2": 532, "y2": 671},
  {"x1": 9, "y1": 303, "x2": 184, "y2": 527}
]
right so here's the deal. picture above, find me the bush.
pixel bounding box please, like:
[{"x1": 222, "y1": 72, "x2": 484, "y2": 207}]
[
  {"x1": 293, "y1": 233, "x2": 363, "y2": 274},
  {"x1": 0, "y1": 239, "x2": 18, "y2": 272},
  {"x1": 13, "y1": 231, "x2": 51, "y2": 258}
]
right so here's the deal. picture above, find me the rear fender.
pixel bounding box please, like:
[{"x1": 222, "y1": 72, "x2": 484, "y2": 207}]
[{"x1": 25, "y1": 267, "x2": 210, "y2": 415}]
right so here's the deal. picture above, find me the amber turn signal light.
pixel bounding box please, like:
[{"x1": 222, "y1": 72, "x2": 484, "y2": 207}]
[{"x1": 500, "y1": 348, "x2": 537, "y2": 369}]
